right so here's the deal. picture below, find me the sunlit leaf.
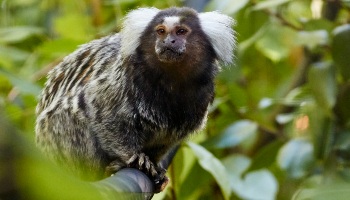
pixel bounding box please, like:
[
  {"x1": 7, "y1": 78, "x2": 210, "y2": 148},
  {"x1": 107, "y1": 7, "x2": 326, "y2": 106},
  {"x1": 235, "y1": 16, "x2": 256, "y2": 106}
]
[
  {"x1": 277, "y1": 139, "x2": 314, "y2": 178},
  {"x1": 303, "y1": 19, "x2": 333, "y2": 32},
  {"x1": 297, "y1": 30, "x2": 328, "y2": 49},
  {"x1": 258, "y1": 97, "x2": 274, "y2": 109},
  {"x1": 253, "y1": 0, "x2": 291, "y2": 10},
  {"x1": 276, "y1": 113, "x2": 295, "y2": 124},
  {"x1": 208, "y1": 97, "x2": 227, "y2": 113},
  {"x1": 293, "y1": 184, "x2": 350, "y2": 200},
  {"x1": 206, "y1": 0, "x2": 249, "y2": 15},
  {"x1": 54, "y1": 13, "x2": 92, "y2": 41},
  {"x1": 37, "y1": 38, "x2": 84, "y2": 57},
  {"x1": 0, "y1": 45, "x2": 30, "y2": 64},
  {"x1": 203, "y1": 120, "x2": 258, "y2": 149},
  {"x1": 238, "y1": 23, "x2": 268, "y2": 54},
  {"x1": 232, "y1": 169, "x2": 278, "y2": 200},
  {"x1": 222, "y1": 154, "x2": 251, "y2": 177},
  {"x1": 0, "y1": 69, "x2": 41, "y2": 96},
  {"x1": 187, "y1": 142, "x2": 231, "y2": 200},
  {"x1": 256, "y1": 23, "x2": 297, "y2": 62},
  {"x1": 0, "y1": 26, "x2": 43, "y2": 43},
  {"x1": 283, "y1": 87, "x2": 313, "y2": 106}
]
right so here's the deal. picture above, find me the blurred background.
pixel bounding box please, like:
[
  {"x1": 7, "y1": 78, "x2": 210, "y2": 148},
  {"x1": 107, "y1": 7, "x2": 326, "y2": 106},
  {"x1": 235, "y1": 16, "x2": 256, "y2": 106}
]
[{"x1": 1, "y1": 0, "x2": 350, "y2": 199}]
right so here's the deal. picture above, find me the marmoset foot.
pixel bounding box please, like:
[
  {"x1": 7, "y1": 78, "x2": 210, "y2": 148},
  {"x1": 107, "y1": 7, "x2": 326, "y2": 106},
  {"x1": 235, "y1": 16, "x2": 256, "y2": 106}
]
[{"x1": 127, "y1": 153, "x2": 169, "y2": 193}]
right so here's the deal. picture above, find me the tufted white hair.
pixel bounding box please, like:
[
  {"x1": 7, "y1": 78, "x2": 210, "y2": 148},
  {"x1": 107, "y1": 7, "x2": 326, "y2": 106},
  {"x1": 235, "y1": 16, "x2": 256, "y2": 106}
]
[
  {"x1": 199, "y1": 11, "x2": 236, "y2": 65},
  {"x1": 120, "y1": 7, "x2": 160, "y2": 58}
]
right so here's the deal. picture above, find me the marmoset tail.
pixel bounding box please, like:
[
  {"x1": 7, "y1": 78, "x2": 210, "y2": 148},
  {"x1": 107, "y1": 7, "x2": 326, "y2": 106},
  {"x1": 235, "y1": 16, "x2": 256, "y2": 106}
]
[{"x1": 35, "y1": 7, "x2": 235, "y2": 192}]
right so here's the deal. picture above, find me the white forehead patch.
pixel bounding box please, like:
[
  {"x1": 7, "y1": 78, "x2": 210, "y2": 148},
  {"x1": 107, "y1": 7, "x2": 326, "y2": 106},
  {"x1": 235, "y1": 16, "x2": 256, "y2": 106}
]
[{"x1": 163, "y1": 16, "x2": 180, "y2": 29}]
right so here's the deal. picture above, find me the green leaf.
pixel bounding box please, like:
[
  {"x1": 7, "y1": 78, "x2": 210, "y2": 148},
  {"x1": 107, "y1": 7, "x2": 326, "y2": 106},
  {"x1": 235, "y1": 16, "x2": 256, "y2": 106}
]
[
  {"x1": 0, "y1": 68, "x2": 41, "y2": 96},
  {"x1": 276, "y1": 113, "x2": 296, "y2": 124},
  {"x1": 222, "y1": 154, "x2": 251, "y2": 177},
  {"x1": 282, "y1": 87, "x2": 313, "y2": 106},
  {"x1": 54, "y1": 13, "x2": 92, "y2": 41},
  {"x1": 335, "y1": 83, "x2": 350, "y2": 126},
  {"x1": 239, "y1": 24, "x2": 268, "y2": 55},
  {"x1": 303, "y1": 19, "x2": 334, "y2": 32},
  {"x1": 0, "y1": 45, "x2": 30, "y2": 64},
  {"x1": 253, "y1": 0, "x2": 291, "y2": 10},
  {"x1": 38, "y1": 38, "x2": 84, "y2": 57},
  {"x1": 277, "y1": 138, "x2": 314, "y2": 178},
  {"x1": 203, "y1": 120, "x2": 258, "y2": 149},
  {"x1": 172, "y1": 146, "x2": 196, "y2": 186},
  {"x1": 206, "y1": 0, "x2": 249, "y2": 15},
  {"x1": 332, "y1": 24, "x2": 350, "y2": 80},
  {"x1": 249, "y1": 140, "x2": 284, "y2": 171},
  {"x1": 0, "y1": 26, "x2": 43, "y2": 43},
  {"x1": 308, "y1": 62, "x2": 337, "y2": 113},
  {"x1": 293, "y1": 184, "x2": 350, "y2": 200},
  {"x1": 178, "y1": 162, "x2": 213, "y2": 200},
  {"x1": 297, "y1": 30, "x2": 328, "y2": 49},
  {"x1": 187, "y1": 142, "x2": 231, "y2": 200},
  {"x1": 256, "y1": 23, "x2": 297, "y2": 62},
  {"x1": 302, "y1": 102, "x2": 332, "y2": 160},
  {"x1": 233, "y1": 169, "x2": 278, "y2": 200},
  {"x1": 5, "y1": 104, "x2": 22, "y2": 123},
  {"x1": 333, "y1": 131, "x2": 350, "y2": 165},
  {"x1": 258, "y1": 97, "x2": 274, "y2": 109}
]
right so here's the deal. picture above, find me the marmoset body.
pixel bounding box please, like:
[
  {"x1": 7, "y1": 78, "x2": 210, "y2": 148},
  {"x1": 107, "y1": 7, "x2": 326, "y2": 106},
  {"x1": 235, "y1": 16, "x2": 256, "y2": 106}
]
[{"x1": 35, "y1": 7, "x2": 235, "y2": 191}]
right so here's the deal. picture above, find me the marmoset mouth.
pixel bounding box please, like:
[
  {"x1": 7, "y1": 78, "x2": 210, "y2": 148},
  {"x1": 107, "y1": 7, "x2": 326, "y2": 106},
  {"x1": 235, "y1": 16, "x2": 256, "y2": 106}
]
[
  {"x1": 160, "y1": 47, "x2": 182, "y2": 55},
  {"x1": 157, "y1": 48, "x2": 184, "y2": 63}
]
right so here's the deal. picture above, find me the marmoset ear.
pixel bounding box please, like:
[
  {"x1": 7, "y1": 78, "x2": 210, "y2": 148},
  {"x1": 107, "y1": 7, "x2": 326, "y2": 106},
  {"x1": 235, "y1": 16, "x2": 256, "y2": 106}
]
[
  {"x1": 199, "y1": 11, "x2": 236, "y2": 65},
  {"x1": 120, "y1": 7, "x2": 160, "y2": 58}
]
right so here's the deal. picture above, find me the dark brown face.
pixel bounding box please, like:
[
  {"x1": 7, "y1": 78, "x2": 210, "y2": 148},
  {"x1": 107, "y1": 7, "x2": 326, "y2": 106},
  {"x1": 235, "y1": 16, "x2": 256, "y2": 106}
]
[{"x1": 154, "y1": 16, "x2": 192, "y2": 63}]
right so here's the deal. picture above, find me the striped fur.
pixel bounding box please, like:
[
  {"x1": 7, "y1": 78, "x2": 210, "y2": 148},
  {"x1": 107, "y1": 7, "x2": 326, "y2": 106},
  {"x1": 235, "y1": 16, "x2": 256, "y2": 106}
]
[{"x1": 35, "y1": 7, "x2": 235, "y2": 181}]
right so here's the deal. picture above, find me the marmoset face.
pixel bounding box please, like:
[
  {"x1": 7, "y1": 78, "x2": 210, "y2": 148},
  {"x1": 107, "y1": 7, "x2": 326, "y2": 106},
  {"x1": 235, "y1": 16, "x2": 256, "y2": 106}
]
[{"x1": 154, "y1": 16, "x2": 192, "y2": 63}]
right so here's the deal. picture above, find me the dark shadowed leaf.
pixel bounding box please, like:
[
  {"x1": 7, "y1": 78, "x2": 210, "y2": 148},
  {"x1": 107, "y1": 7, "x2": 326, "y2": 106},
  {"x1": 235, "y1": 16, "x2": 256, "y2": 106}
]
[
  {"x1": 249, "y1": 140, "x2": 284, "y2": 171},
  {"x1": 308, "y1": 62, "x2": 337, "y2": 113},
  {"x1": 335, "y1": 83, "x2": 350, "y2": 126},
  {"x1": 332, "y1": 24, "x2": 350, "y2": 81}
]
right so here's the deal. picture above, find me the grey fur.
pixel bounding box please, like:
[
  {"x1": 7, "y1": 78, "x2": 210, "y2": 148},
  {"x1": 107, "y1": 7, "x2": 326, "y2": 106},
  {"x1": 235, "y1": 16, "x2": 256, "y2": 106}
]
[{"x1": 35, "y1": 7, "x2": 235, "y2": 189}]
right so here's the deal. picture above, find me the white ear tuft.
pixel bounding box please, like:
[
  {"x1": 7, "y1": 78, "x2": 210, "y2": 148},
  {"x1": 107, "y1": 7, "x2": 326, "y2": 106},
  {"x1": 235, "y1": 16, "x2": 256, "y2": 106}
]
[
  {"x1": 199, "y1": 11, "x2": 236, "y2": 65},
  {"x1": 120, "y1": 7, "x2": 160, "y2": 58}
]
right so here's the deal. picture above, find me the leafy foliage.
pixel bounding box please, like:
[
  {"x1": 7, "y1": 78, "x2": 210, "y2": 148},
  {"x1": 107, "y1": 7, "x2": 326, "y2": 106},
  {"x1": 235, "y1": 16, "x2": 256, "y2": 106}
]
[{"x1": 1, "y1": 0, "x2": 350, "y2": 199}]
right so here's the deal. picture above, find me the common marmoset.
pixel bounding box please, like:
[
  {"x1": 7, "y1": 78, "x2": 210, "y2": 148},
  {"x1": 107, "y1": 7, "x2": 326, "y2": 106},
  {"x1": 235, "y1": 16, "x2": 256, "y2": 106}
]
[{"x1": 35, "y1": 7, "x2": 235, "y2": 192}]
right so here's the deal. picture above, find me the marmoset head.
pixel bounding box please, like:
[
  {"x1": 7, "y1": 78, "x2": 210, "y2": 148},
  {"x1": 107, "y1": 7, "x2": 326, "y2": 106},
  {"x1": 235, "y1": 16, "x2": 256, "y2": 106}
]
[
  {"x1": 153, "y1": 14, "x2": 192, "y2": 63},
  {"x1": 121, "y1": 7, "x2": 235, "y2": 66}
]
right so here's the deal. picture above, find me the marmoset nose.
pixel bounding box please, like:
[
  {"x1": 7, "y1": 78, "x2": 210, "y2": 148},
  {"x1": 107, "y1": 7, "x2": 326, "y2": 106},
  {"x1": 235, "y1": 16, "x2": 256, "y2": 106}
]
[
  {"x1": 163, "y1": 40, "x2": 176, "y2": 44},
  {"x1": 163, "y1": 36, "x2": 176, "y2": 44}
]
